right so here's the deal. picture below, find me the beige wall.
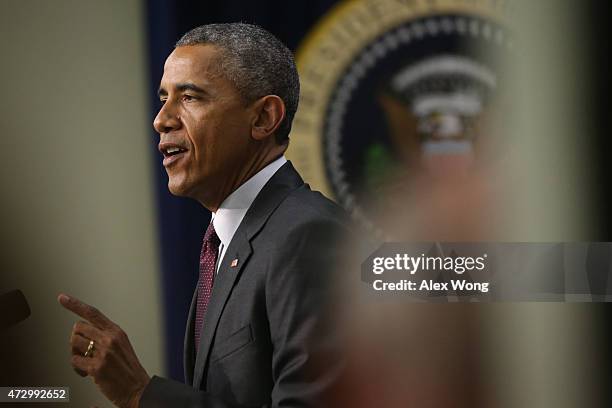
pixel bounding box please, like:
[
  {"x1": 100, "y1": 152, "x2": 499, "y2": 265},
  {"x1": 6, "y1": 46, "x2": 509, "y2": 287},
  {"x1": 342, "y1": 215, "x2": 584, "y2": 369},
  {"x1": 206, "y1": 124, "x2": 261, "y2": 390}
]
[
  {"x1": 501, "y1": 0, "x2": 593, "y2": 240},
  {"x1": 0, "y1": 1, "x2": 163, "y2": 406}
]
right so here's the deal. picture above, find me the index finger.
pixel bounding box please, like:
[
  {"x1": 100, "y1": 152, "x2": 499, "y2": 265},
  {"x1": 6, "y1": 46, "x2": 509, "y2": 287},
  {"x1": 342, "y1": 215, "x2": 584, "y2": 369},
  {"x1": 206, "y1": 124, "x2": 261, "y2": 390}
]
[{"x1": 57, "y1": 293, "x2": 114, "y2": 330}]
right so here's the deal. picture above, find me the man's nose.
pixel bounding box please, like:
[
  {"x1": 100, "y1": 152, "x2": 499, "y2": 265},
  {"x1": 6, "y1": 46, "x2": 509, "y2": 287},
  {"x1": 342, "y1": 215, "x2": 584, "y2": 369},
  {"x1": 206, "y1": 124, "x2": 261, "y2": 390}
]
[{"x1": 153, "y1": 102, "x2": 181, "y2": 133}]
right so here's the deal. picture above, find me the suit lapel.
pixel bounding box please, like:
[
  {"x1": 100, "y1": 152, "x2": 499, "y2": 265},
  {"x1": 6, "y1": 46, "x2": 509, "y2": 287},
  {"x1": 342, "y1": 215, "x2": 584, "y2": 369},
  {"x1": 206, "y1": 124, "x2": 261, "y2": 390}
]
[
  {"x1": 191, "y1": 161, "x2": 304, "y2": 389},
  {"x1": 183, "y1": 288, "x2": 198, "y2": 385},
  {"x1": 192, "y1": 231, "x2": 252, "y2": 388}
]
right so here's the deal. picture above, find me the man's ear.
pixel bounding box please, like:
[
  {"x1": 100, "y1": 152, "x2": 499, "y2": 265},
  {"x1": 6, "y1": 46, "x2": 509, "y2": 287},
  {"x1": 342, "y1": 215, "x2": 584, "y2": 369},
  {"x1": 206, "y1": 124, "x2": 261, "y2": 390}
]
[{"x1": 251, "y1": 95, "x2": 285, "y2": 141}]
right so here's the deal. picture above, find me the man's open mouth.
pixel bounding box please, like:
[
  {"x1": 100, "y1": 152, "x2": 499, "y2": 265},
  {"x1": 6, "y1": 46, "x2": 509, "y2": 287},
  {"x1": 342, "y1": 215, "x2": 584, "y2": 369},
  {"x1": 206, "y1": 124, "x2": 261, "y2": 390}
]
[
  {"x1": 162, "y1": 146, "x2": 188, "y2": 157},
  {"x1": 159, "y1": 143, "x2": 188, "y2": 167}
]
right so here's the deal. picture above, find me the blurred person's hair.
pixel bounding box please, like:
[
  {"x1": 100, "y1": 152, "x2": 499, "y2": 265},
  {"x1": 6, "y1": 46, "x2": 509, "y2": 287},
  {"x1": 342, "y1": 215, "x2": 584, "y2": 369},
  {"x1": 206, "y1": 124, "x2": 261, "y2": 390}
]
[{"x1": 176, "y1": 23, "x2": 299, "y2": 144}]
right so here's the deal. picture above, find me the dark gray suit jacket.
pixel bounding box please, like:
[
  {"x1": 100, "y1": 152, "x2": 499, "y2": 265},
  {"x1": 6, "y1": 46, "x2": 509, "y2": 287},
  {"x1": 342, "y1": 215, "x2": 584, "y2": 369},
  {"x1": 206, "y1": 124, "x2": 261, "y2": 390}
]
[{"x1": 141, "y1": 161, "x2": 349, "y2": 408}]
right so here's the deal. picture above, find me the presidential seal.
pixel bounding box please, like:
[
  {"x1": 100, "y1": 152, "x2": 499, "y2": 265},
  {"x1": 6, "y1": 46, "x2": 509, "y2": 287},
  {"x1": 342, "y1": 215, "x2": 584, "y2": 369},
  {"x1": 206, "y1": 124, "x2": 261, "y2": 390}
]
[{"x1": 288, "y1": 0, "x2": 514, "y2": 237}]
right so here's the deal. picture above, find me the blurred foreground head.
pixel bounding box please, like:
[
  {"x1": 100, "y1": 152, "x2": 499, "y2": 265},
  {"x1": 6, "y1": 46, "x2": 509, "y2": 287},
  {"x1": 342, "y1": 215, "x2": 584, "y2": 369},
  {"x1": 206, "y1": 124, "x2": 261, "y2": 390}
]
[{"x1": 313, "y1": 2, "x2": 605, "y2": 406}]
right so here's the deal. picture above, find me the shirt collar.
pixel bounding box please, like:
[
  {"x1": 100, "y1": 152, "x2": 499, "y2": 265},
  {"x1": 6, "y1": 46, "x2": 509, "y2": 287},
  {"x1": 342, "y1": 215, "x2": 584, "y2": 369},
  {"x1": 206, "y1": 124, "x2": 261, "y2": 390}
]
[{"x1": 212, "y1": 155, "x2": 287, "y2": 248}]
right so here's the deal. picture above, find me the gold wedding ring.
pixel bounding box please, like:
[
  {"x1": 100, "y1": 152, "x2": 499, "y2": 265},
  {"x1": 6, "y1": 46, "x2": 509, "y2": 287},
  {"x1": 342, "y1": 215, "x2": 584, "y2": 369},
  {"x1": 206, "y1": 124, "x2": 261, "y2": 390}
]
[{"x1": 83, "y1": 340, "x2": 95, "y2": 358}]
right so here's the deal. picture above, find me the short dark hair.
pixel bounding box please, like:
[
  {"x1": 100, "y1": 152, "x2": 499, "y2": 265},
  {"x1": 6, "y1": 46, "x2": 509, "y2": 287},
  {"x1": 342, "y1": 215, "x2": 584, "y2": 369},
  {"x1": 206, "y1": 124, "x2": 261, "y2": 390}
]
[{"x1": 176, "y1": 23, "x2": 300, "y2": 144}]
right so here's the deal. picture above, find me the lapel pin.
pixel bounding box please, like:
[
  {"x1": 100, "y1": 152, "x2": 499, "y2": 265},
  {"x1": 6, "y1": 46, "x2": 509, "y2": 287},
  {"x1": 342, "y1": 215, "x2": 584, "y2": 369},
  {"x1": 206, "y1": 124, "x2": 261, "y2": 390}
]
[{"x1": 230, "y1": 258, "x2": 239, "y2": 268}]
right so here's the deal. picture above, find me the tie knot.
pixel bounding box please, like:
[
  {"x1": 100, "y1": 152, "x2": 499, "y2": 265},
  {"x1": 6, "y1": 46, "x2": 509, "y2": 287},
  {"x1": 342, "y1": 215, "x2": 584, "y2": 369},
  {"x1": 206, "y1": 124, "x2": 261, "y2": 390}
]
[{"x1": 203, "y1": 222, "x2": 221, "y2": 247}]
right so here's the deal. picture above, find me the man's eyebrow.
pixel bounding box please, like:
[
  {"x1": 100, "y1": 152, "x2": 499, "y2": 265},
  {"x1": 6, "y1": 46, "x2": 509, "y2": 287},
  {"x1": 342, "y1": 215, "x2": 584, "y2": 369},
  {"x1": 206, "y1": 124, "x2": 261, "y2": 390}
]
[
  {"x1": 157, "y1": 83, "x2": 208, "y2": 98},
  {"x1": 176, "y1": 83, "x2": 207, "y2": 94}
]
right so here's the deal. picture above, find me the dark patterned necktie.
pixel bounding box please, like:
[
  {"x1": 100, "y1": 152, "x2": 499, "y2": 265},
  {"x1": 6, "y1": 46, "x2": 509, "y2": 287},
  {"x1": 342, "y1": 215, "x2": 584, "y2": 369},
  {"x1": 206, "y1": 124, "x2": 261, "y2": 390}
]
[{"x1": 194, "y1": 222, "x2": 221, "y2": 349}]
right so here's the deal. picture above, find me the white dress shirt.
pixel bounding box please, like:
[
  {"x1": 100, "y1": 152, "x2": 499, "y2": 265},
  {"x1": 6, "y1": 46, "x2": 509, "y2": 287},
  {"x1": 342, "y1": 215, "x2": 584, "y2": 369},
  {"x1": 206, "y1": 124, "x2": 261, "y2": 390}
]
[{"x1": 211, "y1": 155, "x2": 287, "y2": 271}]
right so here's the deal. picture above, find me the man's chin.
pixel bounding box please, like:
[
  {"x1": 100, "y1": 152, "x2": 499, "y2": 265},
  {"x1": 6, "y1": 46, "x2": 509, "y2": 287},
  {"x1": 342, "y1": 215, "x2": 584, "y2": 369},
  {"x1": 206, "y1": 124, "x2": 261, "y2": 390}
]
[{"x1": 167, "y1": 179, "x2": 191, "y2": 198}]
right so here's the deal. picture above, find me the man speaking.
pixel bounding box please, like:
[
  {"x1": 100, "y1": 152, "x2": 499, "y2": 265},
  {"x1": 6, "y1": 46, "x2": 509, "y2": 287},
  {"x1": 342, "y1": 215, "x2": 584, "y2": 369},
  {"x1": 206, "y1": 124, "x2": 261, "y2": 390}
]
[{"x1": 58, "y1": 23, "x2": 348, "y2": 407}]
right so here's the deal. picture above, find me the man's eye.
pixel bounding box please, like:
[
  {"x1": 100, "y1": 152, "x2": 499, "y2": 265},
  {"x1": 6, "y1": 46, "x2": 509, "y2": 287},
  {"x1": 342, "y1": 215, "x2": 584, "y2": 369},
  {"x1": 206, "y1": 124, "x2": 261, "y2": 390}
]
[{"x1": 182, "y1": 95, "x2": 197, "y2": 102}]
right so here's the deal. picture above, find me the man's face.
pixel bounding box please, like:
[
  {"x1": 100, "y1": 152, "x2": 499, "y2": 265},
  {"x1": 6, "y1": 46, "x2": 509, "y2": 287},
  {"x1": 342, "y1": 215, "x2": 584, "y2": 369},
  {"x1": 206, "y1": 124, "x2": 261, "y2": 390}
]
[{"x1": 154, "y1": 45, "x2": 255, "y2": 205}]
